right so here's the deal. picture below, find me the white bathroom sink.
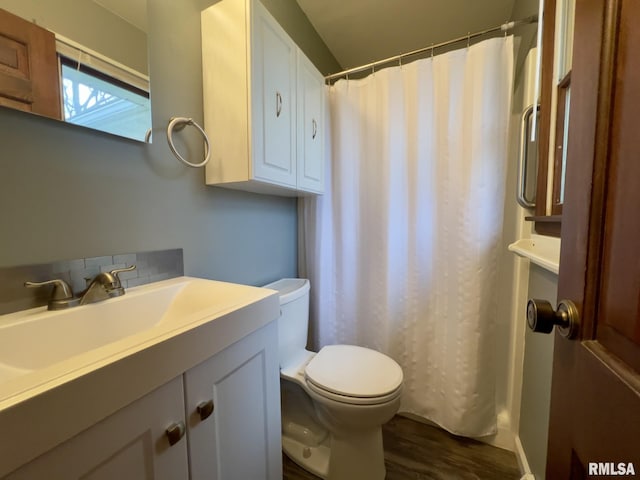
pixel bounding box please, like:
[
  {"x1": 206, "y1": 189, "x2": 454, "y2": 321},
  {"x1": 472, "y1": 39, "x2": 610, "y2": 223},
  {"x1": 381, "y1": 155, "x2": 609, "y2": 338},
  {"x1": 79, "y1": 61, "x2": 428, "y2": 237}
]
[
  {"x1": 0, "y1": 277, "x2": 278, "y2": 402},
  {"x1": 0, "y1": 275, "x2": 280, "y2": 478},
  {"x1": 0, "y1": 281, "x2": 185, "y2": 376}
]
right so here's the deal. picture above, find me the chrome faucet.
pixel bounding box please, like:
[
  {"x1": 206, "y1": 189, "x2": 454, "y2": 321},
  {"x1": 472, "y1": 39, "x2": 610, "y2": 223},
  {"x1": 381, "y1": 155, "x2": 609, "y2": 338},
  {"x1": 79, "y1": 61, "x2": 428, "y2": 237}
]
[
  {"x1": 24, "y1": 265, "x2": 136, "y2": 310},
  {"x1": 78, "y1": 265, "x2": 137, "y2": 305}
]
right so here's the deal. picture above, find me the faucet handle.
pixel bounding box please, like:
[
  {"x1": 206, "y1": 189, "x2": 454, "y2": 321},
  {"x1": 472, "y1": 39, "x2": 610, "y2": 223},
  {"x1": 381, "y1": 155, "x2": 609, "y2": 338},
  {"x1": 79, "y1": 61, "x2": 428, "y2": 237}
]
[
  {"x1": 24, "y1": 279, "x2": 80, "y2": 310},
  {"x1": 109, "y1": 265, "x2": 137, "y2": 285},
  {"x1": 110, "y1": 265, "x2": 136, "y2": 275},
  {"x1": 25, "y1": 279, "x2": 74, "y2": 300}
]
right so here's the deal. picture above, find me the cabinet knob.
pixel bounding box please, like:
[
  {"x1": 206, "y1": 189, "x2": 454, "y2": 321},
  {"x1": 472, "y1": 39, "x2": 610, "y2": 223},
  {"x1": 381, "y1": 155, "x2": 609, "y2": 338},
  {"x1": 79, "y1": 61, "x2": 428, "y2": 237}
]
[
  {"x1": 165, "y1": 421, "x2": 186, "y2": 446},
  {"x1": 196, "y1": 400, "x2": 215, "y2": 421}
]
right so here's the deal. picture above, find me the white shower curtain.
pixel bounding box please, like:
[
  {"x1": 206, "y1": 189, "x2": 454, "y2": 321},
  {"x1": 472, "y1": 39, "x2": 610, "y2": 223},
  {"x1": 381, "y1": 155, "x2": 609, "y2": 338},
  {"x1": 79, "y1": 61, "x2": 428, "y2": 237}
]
[{"x1": 300, "y1": 37, "x2": 514, "y2": 437}]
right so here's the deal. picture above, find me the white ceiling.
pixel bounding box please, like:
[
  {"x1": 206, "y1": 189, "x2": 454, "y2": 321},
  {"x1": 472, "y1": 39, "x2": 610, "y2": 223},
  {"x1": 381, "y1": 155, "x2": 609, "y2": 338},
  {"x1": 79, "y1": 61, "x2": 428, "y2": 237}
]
[{"x1": 296, "y1": 0, "x2": 517, "y2": 71}]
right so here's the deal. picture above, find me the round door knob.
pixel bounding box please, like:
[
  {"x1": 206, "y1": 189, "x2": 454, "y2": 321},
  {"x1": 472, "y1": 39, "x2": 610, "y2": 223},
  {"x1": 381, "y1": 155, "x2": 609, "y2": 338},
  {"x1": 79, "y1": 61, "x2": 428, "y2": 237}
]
[{"x1": 527, "y1": 299, "x2": 579, "y2": 338}]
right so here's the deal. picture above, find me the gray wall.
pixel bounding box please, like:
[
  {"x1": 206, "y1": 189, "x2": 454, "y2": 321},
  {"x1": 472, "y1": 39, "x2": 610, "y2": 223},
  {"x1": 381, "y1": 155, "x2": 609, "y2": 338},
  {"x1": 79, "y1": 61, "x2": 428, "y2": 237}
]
[
  {"x1": 510, "y1": 0, "x2": 540, "y2": 85},
  {"x1": 0, "y1": 0, "x2": 339, "y2": 287},
  {"x1": 520, "y1": 265, "x2": 556, "y2": 479},
  {"x1": 255, "y1": 0, "x2": 341, "y2": 74},
  {"x1": 2, "y1": 0, "x2": 148, "y2": 74}
]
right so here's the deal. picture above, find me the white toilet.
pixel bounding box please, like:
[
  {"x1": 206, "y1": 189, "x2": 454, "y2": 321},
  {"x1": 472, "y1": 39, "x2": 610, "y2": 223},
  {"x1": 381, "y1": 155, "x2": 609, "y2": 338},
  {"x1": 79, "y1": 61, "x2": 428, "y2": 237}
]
[{"x1": 263, "y1": 278, "x2": 403, "y2": 480}]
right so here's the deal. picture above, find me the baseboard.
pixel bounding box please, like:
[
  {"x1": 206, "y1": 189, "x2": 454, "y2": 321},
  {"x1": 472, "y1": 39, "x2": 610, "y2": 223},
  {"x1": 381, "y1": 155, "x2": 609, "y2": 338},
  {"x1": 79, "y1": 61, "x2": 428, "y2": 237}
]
[
  {"x1": 474, "y1": 410, "x2": 515, "y2": 451},
  {"x1": 514, "y1": 434, "x2": 535, "y2": 479}
]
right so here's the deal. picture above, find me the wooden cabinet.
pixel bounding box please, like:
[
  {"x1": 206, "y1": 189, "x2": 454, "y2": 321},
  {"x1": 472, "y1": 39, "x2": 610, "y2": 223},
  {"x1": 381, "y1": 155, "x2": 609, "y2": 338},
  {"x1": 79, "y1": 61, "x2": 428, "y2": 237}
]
[
  {"x1": 529, "y1": 0, "x2": 576, "y2": 236},
  {"x1": 201, "y1": 0, "x2": 325, "y2": 196},
  {"x1": 0, "y1": 9, "x2": 62, "y2": 119},
  {"x1": 5, "y1": 323, "x2": 282, "y2": 479}
]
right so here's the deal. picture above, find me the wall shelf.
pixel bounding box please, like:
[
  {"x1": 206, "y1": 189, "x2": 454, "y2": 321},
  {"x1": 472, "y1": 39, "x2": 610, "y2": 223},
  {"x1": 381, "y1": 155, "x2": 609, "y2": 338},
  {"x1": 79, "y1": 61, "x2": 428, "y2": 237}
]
[{"x1": 508, "y1": 234, "x2": 560, "y2": 274}]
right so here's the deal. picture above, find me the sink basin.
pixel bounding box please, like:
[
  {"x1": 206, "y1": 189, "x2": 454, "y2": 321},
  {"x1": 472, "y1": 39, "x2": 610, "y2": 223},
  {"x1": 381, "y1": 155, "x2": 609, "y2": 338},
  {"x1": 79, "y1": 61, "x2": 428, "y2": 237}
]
[
  {"x1": 0, "y1": 281, "x2": 187, "y2": 377},
  {"x1": 0, "y1": 277, "x2": 278, "y2": 392}
]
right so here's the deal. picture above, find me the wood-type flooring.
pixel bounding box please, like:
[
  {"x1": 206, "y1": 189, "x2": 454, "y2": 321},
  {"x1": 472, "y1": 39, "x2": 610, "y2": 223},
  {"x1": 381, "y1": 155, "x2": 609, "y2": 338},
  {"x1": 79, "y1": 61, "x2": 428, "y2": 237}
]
[{"x1": 283, "y1": 415, "x2": 521, "y2": 479}]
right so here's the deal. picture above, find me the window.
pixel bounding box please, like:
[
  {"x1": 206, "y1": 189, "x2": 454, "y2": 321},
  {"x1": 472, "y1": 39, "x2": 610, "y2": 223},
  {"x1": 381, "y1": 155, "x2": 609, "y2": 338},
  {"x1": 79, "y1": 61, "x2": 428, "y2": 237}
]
[
  {"x1": 60, "y1": 59, "x2": 151, "y2": 142},
  {"x1": 56, "y1": 36, "x2": 151, "y2": 142}
]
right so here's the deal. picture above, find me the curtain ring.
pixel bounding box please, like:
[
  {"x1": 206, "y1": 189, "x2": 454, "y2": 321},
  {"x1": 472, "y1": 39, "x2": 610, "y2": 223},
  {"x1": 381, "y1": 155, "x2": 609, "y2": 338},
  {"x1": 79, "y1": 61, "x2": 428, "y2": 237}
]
[
  {"x1": 431, "y1": 44, "x2": 435, "y2": 59},
  {"x1": 467, "y1": 32, "x2": 471, "y2": 48},
  {"x1": 398, "y1": 56, "x2": 402, "y2": 68}
]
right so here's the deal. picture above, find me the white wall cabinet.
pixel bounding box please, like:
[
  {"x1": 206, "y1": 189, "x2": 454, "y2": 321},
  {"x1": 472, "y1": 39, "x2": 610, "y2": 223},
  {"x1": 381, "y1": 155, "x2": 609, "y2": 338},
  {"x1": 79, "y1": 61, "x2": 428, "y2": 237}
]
[
  {"x1": 296, "y1": 53, "x2": 325, "y2": 194},
  {"x1": 201, "y1": 0, "x2": 325, "y2": 196},
  {"x1": 251, "y1": 1, "x2": 297, "y2": 189},
  {"x1": 5, "y1": 323, "x2": 281, "y2": 480}
]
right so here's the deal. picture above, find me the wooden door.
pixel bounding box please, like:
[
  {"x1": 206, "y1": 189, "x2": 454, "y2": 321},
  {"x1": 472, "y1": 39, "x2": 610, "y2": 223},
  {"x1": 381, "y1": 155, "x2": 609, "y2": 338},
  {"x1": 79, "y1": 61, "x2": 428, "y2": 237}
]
[
  {"x1": 547, "y1": 0, "x2": 640, "y2": 476},
  {"x1": 5, "y1": 376, "x2": 189, "y2": 479},
  {"x1": 0, "y1": 9, "x2": 61, "y2": 119}
]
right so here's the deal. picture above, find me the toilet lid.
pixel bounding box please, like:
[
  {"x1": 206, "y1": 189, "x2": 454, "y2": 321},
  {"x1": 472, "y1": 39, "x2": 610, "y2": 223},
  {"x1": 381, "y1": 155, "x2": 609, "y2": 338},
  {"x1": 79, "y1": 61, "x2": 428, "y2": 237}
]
[{"x1": 304, "y1": 345, "x2": 403, "y2": 398}]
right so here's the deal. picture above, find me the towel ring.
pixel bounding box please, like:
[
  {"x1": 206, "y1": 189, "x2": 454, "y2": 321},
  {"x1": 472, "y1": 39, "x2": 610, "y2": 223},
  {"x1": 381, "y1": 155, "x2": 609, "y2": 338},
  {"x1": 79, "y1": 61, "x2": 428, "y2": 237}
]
[{"x1": 166, "y1": 117, "x2": 210, "y2": 168}]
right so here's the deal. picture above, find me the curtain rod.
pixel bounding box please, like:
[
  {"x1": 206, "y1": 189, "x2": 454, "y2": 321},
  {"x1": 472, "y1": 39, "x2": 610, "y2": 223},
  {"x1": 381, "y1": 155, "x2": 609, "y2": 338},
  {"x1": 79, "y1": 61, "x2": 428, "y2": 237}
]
[{"x1": 325, "y1": 15, "x2": 538, "y2": 82}]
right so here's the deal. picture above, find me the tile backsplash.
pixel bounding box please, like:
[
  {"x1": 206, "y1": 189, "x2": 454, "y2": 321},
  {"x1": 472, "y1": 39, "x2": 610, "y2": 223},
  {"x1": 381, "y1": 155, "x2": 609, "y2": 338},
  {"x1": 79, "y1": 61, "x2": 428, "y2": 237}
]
[{"x1": 0, "y1": 249, "x2": 183, "y2": 315}]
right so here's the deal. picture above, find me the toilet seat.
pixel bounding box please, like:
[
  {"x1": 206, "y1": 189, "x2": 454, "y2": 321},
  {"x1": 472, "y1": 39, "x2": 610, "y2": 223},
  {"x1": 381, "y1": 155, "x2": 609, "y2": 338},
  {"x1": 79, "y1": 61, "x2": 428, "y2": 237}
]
[
  {"x1": 304, "y1": 345, "x2": 403, "y2": 405},
  {"x1": 306, "y1": 377, "x2": 402, "y2": 405}
]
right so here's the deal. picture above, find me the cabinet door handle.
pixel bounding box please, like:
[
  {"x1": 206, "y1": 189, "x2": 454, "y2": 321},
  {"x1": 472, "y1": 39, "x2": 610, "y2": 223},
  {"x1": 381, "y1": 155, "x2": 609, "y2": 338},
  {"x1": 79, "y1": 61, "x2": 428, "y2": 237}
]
[
  {"x1": 276, "y1": 92, "x2": 282, "y2": 117},
  {"x1": 196, "y1": 400, "x2": 215, "y2": 421},
  {"x1": 312, "y1": 119, "x2": 317, "y2": 139},
  {"x1": 165, "y1": 421, "x2": 186, "y2": 446}
]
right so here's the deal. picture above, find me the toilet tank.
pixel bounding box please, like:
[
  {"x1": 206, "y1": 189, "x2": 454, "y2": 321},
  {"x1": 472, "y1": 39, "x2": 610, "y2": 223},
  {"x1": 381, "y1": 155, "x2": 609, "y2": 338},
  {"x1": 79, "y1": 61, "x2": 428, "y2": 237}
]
[{"x1": 262, "y1": 278, "x2": 310, "y2": 368}]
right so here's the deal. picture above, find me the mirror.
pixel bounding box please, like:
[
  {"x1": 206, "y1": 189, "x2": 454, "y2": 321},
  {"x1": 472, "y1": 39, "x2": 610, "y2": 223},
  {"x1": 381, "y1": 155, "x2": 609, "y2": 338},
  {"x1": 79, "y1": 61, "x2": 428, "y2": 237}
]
[
  {"x1": 534, "y1": 0, "x2": 575, "y2": 233},
  {"x1": 550, "y1": 0, "x2": 575, "y2": 214},
  {"x1": 0, "y1": 0, "x2": 151, "y2": 142}
]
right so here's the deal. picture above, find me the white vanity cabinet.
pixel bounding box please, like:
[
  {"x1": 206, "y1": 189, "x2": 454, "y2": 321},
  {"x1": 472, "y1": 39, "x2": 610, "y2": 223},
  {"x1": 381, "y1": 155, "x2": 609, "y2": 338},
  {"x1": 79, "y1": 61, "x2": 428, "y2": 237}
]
[
  {"x1": 4, "y1": 322, "x2": 282, "y2": 480},
  {"x1": 185, "y1": 320, "x2": 281, "y2": 479},
  {"x1": 201, "y1": 0, "x2": 325, "y2": 196},
  {"x1": 5, "y1": 376, "x2": 190, "y2": 480}
]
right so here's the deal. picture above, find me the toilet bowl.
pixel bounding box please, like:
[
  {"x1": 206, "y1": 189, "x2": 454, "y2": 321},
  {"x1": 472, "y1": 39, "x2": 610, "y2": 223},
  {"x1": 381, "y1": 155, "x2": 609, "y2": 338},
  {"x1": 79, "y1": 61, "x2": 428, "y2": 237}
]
[{"x1": 264, "y1": 278, "x2": 403, "y2": 480}]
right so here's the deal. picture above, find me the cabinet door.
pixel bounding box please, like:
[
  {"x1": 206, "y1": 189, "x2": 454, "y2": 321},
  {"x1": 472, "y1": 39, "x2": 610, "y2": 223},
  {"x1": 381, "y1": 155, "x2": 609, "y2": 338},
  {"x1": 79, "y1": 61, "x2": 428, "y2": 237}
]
[
  {"x1": 0, "y1": 9, "x2": 61, "y2": 119},
  {"x1": 185, "y1": 321, "x2": 282, "y2": 480},
  {"x1": 6, "y1": 376, "x2": 188, "y2": 480},
  {"x1": 251, "y1": 0, "x2": 297, "y2": 188},
  {"x1": 297, "y1": 53, "x2": 325, "y2": 194}
]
